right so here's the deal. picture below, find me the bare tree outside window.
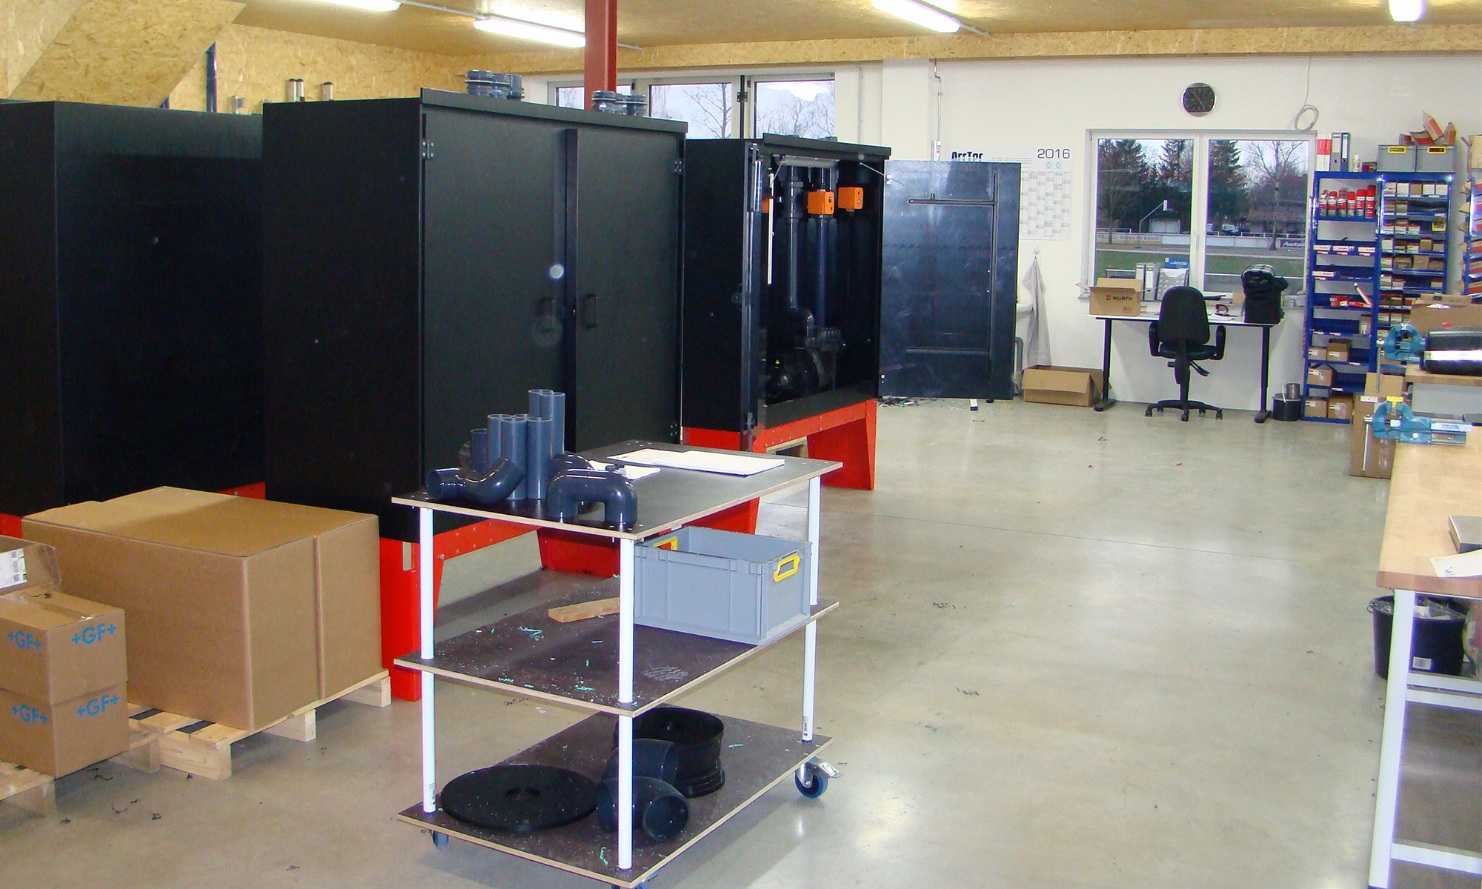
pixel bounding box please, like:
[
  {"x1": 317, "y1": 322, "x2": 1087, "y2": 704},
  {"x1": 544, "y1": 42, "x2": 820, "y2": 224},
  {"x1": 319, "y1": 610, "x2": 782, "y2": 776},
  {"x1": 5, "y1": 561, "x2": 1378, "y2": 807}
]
[
  {"x1": 649, "y1": 83, "x2": 732, "y2": 138},
  {"x1": 754, "y1": 80, "x2": 834, "y2": 139}
]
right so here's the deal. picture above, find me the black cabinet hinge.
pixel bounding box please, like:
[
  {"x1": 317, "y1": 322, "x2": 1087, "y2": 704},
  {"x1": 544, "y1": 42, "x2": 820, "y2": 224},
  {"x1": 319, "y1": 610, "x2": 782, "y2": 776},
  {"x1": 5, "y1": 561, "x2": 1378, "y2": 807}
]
[
  {"x1": 420, "y1": 140, "x2": 435, "y2": 160},
  {"x1": 673, "y1": 158, "x2": 684, "y2": 175}
]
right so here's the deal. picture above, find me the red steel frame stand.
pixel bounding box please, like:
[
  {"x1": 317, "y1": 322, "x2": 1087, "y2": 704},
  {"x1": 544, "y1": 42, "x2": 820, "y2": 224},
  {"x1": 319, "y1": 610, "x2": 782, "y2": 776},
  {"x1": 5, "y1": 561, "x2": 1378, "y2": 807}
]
[{"x1": 685, "y1": 399, "x2": 878, "y2": 493}]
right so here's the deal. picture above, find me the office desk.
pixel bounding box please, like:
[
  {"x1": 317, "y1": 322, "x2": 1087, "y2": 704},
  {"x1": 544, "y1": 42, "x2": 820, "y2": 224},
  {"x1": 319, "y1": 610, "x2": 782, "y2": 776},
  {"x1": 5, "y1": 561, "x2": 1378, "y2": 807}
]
[
  {"x1": 1368, "y1": 435, "x2": 1482, "y2": 888},
  {"x1": 1090, "y1": 306, "x2": 1280, "y2": 423}
]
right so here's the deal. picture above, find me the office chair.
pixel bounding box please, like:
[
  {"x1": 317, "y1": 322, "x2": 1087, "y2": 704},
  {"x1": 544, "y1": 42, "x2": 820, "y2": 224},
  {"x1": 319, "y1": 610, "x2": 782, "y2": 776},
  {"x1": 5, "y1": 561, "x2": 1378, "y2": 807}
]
[
  {"x1": 1240, "y1": 264, "x2": 1288, "y2": 325},
  {"x1": 1145, "y1": 285, "x2": 1226, "y2": 421}
]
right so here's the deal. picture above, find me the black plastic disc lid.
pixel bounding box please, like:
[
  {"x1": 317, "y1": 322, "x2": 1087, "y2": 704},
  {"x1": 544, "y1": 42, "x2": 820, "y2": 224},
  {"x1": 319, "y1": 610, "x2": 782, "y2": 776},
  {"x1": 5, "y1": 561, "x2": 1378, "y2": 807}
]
[{"x1": 440, "y1": 764, "x2": 597, "y2": 834}]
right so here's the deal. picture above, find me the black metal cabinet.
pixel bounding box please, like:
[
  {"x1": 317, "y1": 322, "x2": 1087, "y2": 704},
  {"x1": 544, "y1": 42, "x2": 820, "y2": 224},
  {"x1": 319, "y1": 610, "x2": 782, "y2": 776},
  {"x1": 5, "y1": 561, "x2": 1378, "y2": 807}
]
[
  {"x1": 681, "y1": 136, "x2": 891, "y2": 440},
  {"x1": 262, "y1": 91, "x2": 684, "y2": 540},
  {"x1": 879, "y1": 161, "x2": 1021, "y2": 400},
  {"x1": 0, "y1": 101, "x2": 263, "y2": 517}
]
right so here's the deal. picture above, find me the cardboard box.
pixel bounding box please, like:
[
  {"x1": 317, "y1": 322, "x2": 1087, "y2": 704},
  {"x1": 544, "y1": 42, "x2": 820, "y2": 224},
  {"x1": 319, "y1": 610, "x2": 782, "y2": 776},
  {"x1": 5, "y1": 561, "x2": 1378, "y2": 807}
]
[
  {"x1": 1349, "y1": 374, "x2": 1404, "y2": 479},
  {"x1": 1304, "y1": 397, "x2": 1329, "y2": 419},
  {"x1": 0, "y1": 588, "x2": 125, "y2": 704},
  {"x1": 1021, "y1": 366, "x2": 1105, "y2": 407},
  {"x1": 24, "y1": 490, "x2": 320, "y2": 731},
  {"x1": 1326, "y1": 339, "x2": 1351, "y2": 362},
  {"x1": 1411, "y1": 302, "x2": 1482, "y2": 335},
  {"x1": 1307, "y1": 345, "x2": 1329, "y2": 361},
  {"x1": 1307, "y1": 365, "x2": 1334, "y2": 388},
  {"x1": 1327, "y1": 394, "x2": 1354, "y2": 421},
  {"x1": 1088, "y1": 278, "x2": 1141, "y2": 317},
  {"x1": 0, "y1": 537, "x2": 62, "y2": 595},
  {"x1": 0, "y1": 682, "x2": 128, "y2": 777},
  {"x1": 1436, "y1": 293, "x2": 1474, "y2": 307}
]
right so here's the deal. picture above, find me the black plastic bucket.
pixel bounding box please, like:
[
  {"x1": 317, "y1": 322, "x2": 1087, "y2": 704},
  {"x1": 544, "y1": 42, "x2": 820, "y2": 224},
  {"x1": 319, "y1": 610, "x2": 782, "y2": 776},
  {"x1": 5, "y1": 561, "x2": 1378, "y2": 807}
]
[{"x1": 1369, "y1": 595, "x2": 1467, "y2": 679}]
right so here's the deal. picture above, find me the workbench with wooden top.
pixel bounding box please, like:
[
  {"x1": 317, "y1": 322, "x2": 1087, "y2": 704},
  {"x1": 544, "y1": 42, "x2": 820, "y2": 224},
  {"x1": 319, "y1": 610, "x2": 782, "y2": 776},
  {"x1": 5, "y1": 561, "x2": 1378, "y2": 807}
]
[{"x1": 1368, "y1": 433, "x2": 1482, "y2": 888}]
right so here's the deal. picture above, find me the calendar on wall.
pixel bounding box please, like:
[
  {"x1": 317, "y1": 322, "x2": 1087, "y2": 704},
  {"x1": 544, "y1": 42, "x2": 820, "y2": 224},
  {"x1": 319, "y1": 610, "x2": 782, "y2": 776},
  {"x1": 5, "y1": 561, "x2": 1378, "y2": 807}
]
[{"x1": 948, "y1": 145, "x2": 1073, "y2": 241}]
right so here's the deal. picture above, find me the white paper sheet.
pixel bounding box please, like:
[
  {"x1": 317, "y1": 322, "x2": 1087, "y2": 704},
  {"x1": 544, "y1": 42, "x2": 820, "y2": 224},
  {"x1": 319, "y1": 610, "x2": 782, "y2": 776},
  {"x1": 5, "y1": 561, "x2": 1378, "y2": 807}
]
[{"x1": 609, "y1": 448, "x2": 784, "y2": 477}]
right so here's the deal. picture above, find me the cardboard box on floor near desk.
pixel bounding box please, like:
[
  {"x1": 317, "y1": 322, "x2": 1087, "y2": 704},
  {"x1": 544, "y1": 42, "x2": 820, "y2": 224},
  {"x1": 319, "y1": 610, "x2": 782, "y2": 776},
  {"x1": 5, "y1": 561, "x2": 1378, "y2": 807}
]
[
  {"x1": 0, "y1": 536, "x2": 129, "y2": 776},
  {"x1": 1087, "y1": 278, "x2": 1141, "y2": 317},
  {"x1": 1021, "y1": 366, "x2": 1105, "y2": 407},
  {"x1": 1350, "y1": 373, "x2": 1406, "y2": 479}
]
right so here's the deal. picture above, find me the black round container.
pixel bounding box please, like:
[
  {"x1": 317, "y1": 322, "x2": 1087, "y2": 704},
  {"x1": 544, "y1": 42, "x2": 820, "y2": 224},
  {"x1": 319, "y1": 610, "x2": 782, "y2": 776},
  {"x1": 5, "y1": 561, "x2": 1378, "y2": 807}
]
[
  {"x1": 596, "y1": 777, "x2": 689, "y2": 841},
  {"x1": 1369, "y1": 595, "x2": 1467, "y2": 680},
  {"x1": 1270, "y1": 395, "x2": 1302, "y2": 421},
  {"x1": 440, "y1": 764, "x2": 597, "y2": 834},
  {"x1": 628, "y1": 707, "x2": 725, "y2": 798},
  {"x1": 591, "y1": 90, "x2": 625, "y2": 114}
]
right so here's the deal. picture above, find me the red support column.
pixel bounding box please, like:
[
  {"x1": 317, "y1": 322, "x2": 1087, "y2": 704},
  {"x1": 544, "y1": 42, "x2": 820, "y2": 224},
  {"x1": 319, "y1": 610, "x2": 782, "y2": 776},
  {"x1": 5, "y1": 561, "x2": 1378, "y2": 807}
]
[{"x1": 583, "y1": 0, "x2": 617, "y2": 108}]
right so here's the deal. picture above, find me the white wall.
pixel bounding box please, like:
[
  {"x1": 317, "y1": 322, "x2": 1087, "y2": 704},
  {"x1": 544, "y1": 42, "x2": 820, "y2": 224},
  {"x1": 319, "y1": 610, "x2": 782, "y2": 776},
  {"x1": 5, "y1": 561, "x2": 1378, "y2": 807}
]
[{"x1": 840, "y1": 52, "x2": 1482, "y2": 409}]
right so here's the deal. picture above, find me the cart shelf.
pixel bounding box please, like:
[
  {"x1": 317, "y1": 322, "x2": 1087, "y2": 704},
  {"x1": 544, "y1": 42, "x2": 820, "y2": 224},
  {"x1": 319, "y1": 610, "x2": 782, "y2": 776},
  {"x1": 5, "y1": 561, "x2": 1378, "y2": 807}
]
[
  {"x1": 396, "y1": 578, "x2": 838, "y2": 715},
  {"x1": 398, "y1": 714, "x2": 832, "y2": 889}
]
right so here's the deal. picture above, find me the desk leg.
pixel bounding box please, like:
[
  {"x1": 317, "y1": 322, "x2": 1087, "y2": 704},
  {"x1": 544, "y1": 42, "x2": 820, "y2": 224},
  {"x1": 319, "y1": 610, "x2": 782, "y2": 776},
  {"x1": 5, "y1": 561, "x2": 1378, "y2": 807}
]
[
  {"x1": 617, "y1": 538, "x2": 635, "y2": 873},
  {"x1": 1368, "y1": 588, "x2": 1417, "y2": 889},
  {"x1": 1254, "y1": 325, "x2": 1273, "y2": 424},
  {"x1": 419, "y1": 508, "x2": 437, "y2": 814},
  {"x1": 1093, "y1": 318, "x2": 1117, "y2": 411}
]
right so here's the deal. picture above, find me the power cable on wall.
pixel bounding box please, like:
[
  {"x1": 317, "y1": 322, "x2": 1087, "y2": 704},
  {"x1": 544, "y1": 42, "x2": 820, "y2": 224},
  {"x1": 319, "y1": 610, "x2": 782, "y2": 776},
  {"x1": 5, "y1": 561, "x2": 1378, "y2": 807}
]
[
  {"x1": 1292, "y1": 55, "x2": 1319, "y2": 131},
  {"x1": 932, "y1": 59, "x2": 943, "y2": 160}
]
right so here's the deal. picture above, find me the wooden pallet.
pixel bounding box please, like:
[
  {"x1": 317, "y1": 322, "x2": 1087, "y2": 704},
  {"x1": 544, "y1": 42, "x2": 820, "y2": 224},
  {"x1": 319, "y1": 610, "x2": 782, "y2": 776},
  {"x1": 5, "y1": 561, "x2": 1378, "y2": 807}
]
[
  {"x1": 0, "y1": 761, "x2": 56, "y2": 817},
  {"x1": 123, "y1": 670, "x2": 391, "y2": 781}
]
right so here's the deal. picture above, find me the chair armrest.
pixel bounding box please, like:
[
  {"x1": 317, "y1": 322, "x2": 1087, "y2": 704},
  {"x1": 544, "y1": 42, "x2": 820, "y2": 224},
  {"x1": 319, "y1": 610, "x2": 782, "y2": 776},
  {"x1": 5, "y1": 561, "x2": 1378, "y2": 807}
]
[
  {"x1": 1147, "y1": 321, "x2": 1161, "y2": 356},
  {"x1": 1210, "y1": 325, "x2": 1227, "y2": 361}
]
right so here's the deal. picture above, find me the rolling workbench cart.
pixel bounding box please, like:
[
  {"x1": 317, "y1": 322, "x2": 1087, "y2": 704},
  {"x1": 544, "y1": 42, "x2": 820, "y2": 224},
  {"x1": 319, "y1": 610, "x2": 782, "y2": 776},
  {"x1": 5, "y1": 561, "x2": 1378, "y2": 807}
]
[{"x1": 392, "y1": 441, "x2": 841, "y2": 887}]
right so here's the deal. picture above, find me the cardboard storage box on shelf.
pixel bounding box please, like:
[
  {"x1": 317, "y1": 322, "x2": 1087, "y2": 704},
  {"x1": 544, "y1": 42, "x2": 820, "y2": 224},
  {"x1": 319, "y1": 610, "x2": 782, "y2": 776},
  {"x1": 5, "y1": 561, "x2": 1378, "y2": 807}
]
[
  {"x1": 0, "y1": 682, "x2": 128, "y2": 777},
  {"x1": 1327, "y1": 394, "x2": 1354, "y2": 421},
  {"x1": 1326, "y1": 339, "x2": 1351, "y2": 362},
  {"x1": 1021, "y1": 366, "x2": 1105, "y2": 407},
  {"x1": 1304, "y1": 397, "x2": 1329, "y2": 419},
  {"x1": 0, "y1": 536, "x2": 130, "y2": 776},
  {"x1": 1350, "y1": 373, "x2": 1405, "y2": 479},
  {"x1": 1307, "y1": 365, "x2": 1334, "y2": 388},
  {"x1": 1307, "y1": 345, "x2": 1328, "y2": 361},
  {"x1": 23, "y1": 489, "x2": 321, "y2": 731},
  {"x1": 1087, "y1": 278, "x2": 1141, "y2": 317}
]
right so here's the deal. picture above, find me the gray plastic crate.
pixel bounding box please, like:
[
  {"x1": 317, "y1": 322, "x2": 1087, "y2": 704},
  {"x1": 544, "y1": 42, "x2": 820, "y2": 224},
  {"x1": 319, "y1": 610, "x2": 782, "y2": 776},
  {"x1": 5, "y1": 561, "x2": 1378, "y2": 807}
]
[
  {"x1": 1416, "y1": 145, "x2": 1454, "y2": 173},
  {"x1": 634, "y1": 527, "x2": 810, "y2": 645},
  {"x1": 1376, "y1": 145, "x2": 1416, "y2": 172}
]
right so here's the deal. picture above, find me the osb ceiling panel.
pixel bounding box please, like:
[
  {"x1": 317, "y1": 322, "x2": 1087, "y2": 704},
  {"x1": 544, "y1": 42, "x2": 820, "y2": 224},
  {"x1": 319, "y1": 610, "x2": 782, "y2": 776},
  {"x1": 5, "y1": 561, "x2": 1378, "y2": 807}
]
[{"x1": 233, "y1": 0, "x2": 1482, "y2": 55}]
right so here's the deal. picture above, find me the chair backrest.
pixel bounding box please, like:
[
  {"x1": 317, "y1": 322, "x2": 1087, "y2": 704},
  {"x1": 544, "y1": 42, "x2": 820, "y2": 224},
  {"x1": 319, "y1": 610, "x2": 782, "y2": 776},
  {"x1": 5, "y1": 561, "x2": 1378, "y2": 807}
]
[{"x1": 1156, "y1": 286, "x2": 1209, "y2": 346}]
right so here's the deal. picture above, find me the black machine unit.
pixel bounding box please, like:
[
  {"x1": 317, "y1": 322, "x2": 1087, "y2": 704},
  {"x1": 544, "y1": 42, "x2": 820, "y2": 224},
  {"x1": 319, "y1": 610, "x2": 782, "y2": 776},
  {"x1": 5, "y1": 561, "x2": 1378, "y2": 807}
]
[
  {"x1": 879, "y1": 161, "x2": 1021, "y2": 400},
  {"x1": 0, "y1": 101, "x2": 263, "y2": 517},
  {"x1": 262, "y1": 90, "x2": 685, "y2": 540},
  {"x1": 681, "y1": 136, "x2": 891, "y2": 439}
]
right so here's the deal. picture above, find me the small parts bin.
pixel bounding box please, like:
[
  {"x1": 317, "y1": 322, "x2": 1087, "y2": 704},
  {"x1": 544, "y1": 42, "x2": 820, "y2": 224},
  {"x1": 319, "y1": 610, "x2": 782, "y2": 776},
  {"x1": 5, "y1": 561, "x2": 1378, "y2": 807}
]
[{"x1": 635, "y1": 527, "x2": 810, "y2": 645}]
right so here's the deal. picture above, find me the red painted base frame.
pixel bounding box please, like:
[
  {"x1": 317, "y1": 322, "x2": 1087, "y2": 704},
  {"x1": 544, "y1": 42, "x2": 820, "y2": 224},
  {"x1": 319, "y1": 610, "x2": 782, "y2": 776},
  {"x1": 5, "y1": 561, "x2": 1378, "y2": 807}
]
[{"x1": 685, "y1": 399, "x2": 876, "y2": 492}]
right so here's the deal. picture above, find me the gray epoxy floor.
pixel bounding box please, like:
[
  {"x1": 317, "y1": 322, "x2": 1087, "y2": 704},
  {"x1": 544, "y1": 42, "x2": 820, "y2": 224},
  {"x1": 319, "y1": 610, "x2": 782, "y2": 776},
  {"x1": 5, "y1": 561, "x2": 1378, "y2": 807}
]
[{"x1": 3, "y1": 400, "x2": 1478, "y2": 889}]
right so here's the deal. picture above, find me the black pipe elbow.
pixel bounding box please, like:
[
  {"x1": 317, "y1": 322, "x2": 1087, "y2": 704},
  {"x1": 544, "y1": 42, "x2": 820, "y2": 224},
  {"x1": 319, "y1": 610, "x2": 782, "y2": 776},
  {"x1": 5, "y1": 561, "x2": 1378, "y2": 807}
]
[
  {"x1": 546, "y1": 468, "x2": 637, "y2": 529},
  {"x1": 425, "y1": 458, "x2": 524, "y2": 507},
  {"x1": 549, "y1": 453, "x2": 594, "y2": 477}
]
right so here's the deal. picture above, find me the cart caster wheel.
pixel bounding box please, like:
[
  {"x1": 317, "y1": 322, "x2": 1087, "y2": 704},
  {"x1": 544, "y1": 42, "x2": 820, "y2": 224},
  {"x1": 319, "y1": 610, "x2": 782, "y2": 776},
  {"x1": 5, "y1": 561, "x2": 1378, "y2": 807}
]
[
  {"x1": 795, "y1": 765, "x2": 828, "y2": 799},
  {"x1": 431, "y1": 830, "x2": 449, "y2": 849}
]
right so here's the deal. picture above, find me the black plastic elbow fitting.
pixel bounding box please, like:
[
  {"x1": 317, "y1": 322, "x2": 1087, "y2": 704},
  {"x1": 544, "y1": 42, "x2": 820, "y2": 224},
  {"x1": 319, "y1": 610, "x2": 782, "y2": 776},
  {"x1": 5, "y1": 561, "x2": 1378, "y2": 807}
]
[
  {"x1": 425, "y1": 457, "x2": 524, "y2": 507},
  {"x1": 546, "y1": 468, "x2": 637, "y2": 529}
]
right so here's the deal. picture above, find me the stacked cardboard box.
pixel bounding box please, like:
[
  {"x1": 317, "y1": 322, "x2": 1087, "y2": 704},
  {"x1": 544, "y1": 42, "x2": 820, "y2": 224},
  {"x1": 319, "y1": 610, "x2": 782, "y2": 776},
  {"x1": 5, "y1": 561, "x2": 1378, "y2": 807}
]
[
  {"x1": 1350, "y1": 373, "x2": 1407, "y2": 479},
  {"x1": 0, "y1": 537, "x2": 128, "y2": 776},
  {"x1": 24, "y1": 489, "x2": 379, "y2": 731}
]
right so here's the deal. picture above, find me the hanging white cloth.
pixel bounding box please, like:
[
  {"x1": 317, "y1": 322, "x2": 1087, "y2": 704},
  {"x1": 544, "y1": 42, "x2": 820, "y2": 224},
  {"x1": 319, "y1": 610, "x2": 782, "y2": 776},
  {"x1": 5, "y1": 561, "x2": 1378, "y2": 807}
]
[{"x1": 1020, "y1": 253, "x2": 1052, "y2": 368}]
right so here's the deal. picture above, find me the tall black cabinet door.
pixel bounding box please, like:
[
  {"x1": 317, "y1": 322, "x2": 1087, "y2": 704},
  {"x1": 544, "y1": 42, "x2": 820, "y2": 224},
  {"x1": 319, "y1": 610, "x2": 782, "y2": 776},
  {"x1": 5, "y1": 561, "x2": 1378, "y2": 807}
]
[
  {"x1": 421, "y1": 109, "x2": 565, "y2": 471},
  {"x1": 879, "y1": 161, "x2": 1020, "y2": 399},
  {"x1": 567, "y1": 127, "x2": 682, "y2": 449}
]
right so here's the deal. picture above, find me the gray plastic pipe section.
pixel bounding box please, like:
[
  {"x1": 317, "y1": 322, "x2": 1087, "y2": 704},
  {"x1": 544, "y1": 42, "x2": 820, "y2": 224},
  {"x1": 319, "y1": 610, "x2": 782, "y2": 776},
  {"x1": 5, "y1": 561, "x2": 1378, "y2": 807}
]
[
  {"x1": 424, "y1": 458, "x2": 524, "y2": 507},
  {"x1": 546, "y1": 468, "x2": 637, "y2": 529},
  {"x1": 486, "y1": 413, "x2": 510, "y2": 466},
  {"x1": 470, "y1": 428, "x2": 491, "y2": 474},
  {"x1": 528, "y1": 389, "x2": 566, "y2": 459},
  {"x1": 499, "y1": 414, "x2": 529, "y2": 500},
  {"x1": 526, "y1": 416, "x2": 553, "y2": 500}
]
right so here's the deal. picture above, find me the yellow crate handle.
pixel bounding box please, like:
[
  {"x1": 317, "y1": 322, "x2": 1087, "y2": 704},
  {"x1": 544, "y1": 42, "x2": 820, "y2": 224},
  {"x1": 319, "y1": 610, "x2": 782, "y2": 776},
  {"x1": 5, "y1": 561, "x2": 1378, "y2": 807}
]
[
  {"x1": 654, "y1": 536, "x2": 679, "y2": 551},
  {"x1": 773, "y1": 553, "x2": 800, "y2": 582}
]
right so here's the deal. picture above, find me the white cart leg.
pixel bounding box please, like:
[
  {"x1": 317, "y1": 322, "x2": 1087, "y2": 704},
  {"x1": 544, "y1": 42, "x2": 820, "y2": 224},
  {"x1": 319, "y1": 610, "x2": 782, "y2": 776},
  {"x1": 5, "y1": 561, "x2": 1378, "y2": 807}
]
[
  {"x1": 1368, "y1": 588, "x2": 1417, "y2": 889},
  {"x1": 618, "y1": 538, "x2": 636, "y2": 871},
  {"x1": 419, "y1": 507, "x2": 437, "y2": 814},
  {"x1": 801, "y1": 476, "x2": 821, "y2": 755}
]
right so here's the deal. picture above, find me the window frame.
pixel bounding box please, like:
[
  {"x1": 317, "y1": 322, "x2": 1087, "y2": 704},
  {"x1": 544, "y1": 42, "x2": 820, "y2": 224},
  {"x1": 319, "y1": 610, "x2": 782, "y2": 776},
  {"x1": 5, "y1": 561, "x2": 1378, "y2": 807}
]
[
  {"x1": 1084, "y1": 129, "x2": 1316, "y2": 294},
  {"x1": 547, "y1": 70, "x2": 836, "y2": 140}
]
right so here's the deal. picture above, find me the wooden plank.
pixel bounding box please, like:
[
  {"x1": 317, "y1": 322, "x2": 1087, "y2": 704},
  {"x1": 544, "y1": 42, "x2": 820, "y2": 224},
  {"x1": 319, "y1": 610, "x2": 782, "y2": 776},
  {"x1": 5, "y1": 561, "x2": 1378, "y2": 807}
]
[
  {"x1": 158, "y1": 733, "x2": 232, "y2": 781},
  {"x1": 1378, "y1": 434, "x2": 1482, "y2": 599},
  {"x1": 342, "y1": 674, "x2": 392, "y2": 707},
  {"x1": 134, "y1": 710, "x2": 202, "y2": 735},
  {"x1": 264, "y1": 710, "x2": 316, "y2": 743},
  {"x1": 111, "y1": 731, "x2": 161, "y2": 774},
  {"x1": 547, "y1": 597, "x2": 620, "y2": 623},
  {"x1": 0, "y1": 762, "x2": 56, "y2": 817}
]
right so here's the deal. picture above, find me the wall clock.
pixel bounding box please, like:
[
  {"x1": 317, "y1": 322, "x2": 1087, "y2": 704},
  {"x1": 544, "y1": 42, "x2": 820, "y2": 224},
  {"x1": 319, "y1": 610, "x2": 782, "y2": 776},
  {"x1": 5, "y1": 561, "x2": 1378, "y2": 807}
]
[{"x1": 1183, "y1": 83, "x2": 1216, "y2": 116}]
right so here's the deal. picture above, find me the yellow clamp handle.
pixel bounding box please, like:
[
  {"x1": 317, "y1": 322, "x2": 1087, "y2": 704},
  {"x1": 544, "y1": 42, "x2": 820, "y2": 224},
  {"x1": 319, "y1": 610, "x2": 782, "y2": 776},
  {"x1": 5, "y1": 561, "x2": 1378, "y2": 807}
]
[{"x1": 773, "y1": 553, "x2": 800, "y2": 582}]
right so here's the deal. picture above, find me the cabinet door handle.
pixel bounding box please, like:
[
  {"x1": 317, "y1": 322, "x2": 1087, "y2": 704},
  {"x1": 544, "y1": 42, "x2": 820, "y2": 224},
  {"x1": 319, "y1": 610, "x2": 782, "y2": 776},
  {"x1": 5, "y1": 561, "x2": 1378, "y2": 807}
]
[{"x1": 581, "y1": 293, "x2": 598, "y2": 328}]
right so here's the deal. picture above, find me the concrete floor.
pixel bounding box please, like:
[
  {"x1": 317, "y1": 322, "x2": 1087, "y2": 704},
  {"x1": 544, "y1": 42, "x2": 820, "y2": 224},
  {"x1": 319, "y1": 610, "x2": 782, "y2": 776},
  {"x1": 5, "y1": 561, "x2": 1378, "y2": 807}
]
[{"x1": 3, "y1": 399, "x2": 1478, "y2": 889}]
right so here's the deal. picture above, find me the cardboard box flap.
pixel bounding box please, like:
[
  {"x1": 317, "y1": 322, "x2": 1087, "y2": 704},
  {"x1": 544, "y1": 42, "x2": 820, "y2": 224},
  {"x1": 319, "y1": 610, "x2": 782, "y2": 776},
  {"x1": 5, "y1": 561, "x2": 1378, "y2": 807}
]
[
  {"x1": 0, "y1": 587, "x2": 118, "y2": 631},
  {"x1": 1092, "y1": 277, "x2": 1139, "y2": 292},
  {"x1": 0, "y1": 536, "x2": 62, "y2": 594}
]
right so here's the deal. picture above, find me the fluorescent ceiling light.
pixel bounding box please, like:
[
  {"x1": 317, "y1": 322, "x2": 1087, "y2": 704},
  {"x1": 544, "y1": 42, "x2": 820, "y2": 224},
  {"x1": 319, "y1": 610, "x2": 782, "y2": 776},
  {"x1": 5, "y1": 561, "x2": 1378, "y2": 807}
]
[
  {"x1": 474, "y1": 15, "x2": 586, "y2": 47},
  {"x1": 308, "y1": 0, "x2": 400, "y2": 11},
  {"x1": 872, "y1": 0, "x2": 961, "y2": 33},
  {"x1": 1388, "y1": 0, "x2": 1424, "y2": 21}
]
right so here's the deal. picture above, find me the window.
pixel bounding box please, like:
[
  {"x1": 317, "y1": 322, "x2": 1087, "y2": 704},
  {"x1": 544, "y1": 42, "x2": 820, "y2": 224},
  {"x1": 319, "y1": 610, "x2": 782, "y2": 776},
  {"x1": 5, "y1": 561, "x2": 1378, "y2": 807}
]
[
  {"x1": 554, "y1": 83, "x2": 630, "y2": 110},
  {"x1": 1090, "y1": 132, "x2": 1311, "y2": 297},
  {"x1": 649, "y1": 82, "x2": 733, "y2": 138},
  {"x1": 752, "y1": 78, "x2": 835, "y2": 139}
]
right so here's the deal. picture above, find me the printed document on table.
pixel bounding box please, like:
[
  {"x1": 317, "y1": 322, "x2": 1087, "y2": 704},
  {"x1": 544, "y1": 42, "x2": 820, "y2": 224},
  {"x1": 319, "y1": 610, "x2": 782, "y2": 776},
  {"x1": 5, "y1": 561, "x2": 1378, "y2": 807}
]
[{"x1": 609, "y1": 448, "x2": 784, "y2": 476}]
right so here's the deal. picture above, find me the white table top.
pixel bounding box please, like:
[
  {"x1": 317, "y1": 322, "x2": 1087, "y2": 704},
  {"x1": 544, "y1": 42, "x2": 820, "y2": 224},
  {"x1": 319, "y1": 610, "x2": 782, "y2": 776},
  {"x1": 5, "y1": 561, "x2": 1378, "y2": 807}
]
[{"x1": 1092, "y1": 302, "x2": 1280, "y2": 328}]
